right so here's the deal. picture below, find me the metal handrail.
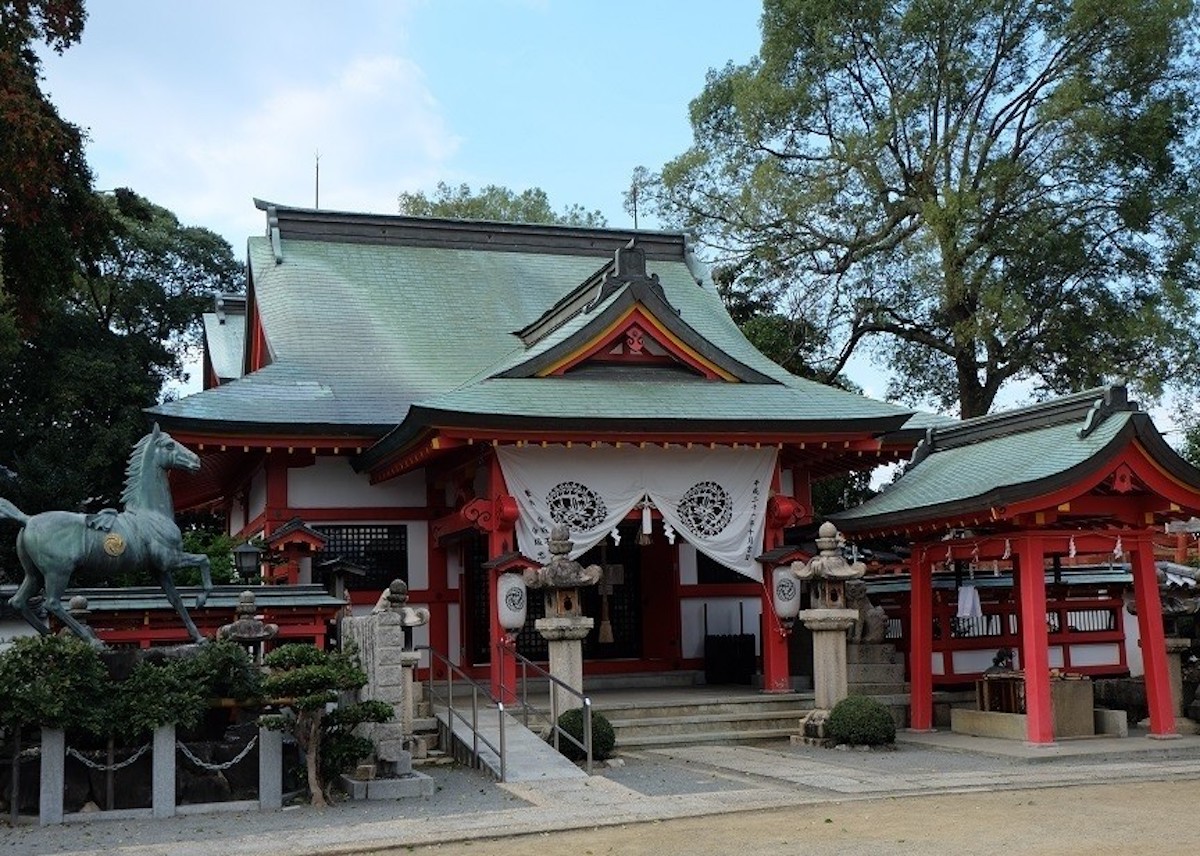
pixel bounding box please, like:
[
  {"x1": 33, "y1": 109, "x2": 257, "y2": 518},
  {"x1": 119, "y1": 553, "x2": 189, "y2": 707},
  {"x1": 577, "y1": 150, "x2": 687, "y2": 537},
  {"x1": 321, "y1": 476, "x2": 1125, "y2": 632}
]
[
  {"x1": 418, "y1": 646, "x2": 507, "y2": 782},
  {"x1": 499, "y1": 642, "x2": 593, "y2": 775}
]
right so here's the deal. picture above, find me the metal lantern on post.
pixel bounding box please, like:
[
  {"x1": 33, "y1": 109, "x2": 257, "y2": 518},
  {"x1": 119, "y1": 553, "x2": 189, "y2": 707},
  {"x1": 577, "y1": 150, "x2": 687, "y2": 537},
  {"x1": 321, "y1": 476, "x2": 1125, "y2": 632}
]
[
  {"x1": 232, "y1": 541, "x2": 264, "y2": 582},
  {"x1": 497, "y1": 572, "x2": 528, "y2": 642}
]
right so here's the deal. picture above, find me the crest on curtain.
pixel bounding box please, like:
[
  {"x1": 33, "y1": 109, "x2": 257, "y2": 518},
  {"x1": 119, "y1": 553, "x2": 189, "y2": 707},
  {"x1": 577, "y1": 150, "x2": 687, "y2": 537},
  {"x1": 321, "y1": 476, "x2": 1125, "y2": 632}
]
[{"x1": 497, "y1": 445, "x2": 777, "y2": 581}]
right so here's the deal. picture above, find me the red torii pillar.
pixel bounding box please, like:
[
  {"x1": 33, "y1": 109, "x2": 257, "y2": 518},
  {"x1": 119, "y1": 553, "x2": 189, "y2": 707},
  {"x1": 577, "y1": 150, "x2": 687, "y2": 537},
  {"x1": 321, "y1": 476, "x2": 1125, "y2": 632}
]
[
  {"x1": 1130, "y1": 535, "x2": 1179, "y2": 738},
  {"x1": 1016, "y1": 535, "x2": 1054, "y2": 744},
  {"x1": 908, "y1": 548, "x2": 934, "y2": 731}
]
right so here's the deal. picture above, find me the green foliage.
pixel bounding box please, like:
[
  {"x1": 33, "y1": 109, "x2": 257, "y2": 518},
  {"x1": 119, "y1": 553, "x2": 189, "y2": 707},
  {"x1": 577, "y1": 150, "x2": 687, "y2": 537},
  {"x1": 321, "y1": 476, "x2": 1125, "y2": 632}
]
[
  {"x1": 0, "y1": 637, "x2": 260, "y2": 741},
  {"x1": 321, "y1": 700, "x2": 393, "y2": 783},
  {"x1": 0, "y1": 0, "x2": 92, "y2": 314},
  {"x1": 261, "y1": 643, "x2": 366, "y2": 710},
  {"x1": 179, "y1": 520, "x2": 239, "y2": 586},
  {"x1": 644, "y1": 0, "x2": 1200, "y2": 417},
  {"x1": 104, "y1": 659, "x2": 208, "y2": 738},
  {"x1": 172, "y1": 640, "x2": 262, "y2": 701},
  {"x1": 0, "y1": 187, "x2": 240, "y2": 583},
  {"x1": 259, "y1": 643, "x2": 386, "y2": 806},
  {"x1": 0, "y1": 635, "x2": 108, "y2": 734},
  {"x1": 555, "y1": 707, "x2": 616, "y2": 762},
  {"x1": 826, "y1": 695, "x2": 896, "y2": 747},
  {"x1": 399, "y1": 181, "x2": 606, "y2": 228}
]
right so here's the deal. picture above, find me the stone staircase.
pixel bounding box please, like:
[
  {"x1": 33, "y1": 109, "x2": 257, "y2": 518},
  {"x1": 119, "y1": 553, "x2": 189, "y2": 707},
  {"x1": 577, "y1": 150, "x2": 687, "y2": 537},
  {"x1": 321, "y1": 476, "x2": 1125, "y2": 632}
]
[{"x1": 596, "y1": 693, "x2": 816, "y2": 748}]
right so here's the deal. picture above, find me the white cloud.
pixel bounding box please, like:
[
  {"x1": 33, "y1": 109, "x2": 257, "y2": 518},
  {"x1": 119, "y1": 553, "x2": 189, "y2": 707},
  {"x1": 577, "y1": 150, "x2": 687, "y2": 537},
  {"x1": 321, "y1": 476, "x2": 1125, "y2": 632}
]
[{"x1": 54, "y1": 51, "x2": 459, "y2": 249}]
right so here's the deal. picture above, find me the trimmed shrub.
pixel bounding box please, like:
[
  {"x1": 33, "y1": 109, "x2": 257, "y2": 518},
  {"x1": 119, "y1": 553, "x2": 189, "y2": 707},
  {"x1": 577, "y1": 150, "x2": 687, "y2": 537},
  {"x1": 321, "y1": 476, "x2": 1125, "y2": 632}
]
[
  {"x1": 826, "y1": 695, "x2": 896, "y2": 746},
  {"x1": 555, "y1": 707, "x2": 615, "y2": 761}
]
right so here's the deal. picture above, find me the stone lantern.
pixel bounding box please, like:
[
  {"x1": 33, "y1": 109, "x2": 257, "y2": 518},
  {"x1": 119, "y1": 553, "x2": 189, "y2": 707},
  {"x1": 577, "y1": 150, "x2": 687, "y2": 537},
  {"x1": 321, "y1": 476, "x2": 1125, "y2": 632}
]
[
  {"x1": 523, "y1": 524, "x2": 602, "y2": 714},
  {"x1": 217, "y1": 590, "x2": 279, "y2": 664},
  {"x1": 791, "y1": 522, "x2": 865, "y2": 727}
]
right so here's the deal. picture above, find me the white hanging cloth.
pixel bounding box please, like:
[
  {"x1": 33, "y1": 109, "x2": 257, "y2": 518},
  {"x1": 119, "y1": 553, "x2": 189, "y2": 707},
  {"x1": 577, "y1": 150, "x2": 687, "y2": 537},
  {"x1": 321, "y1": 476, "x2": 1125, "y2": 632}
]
[
  {"x1": 497, "y1": 444, "x2": 777, "y2": 581},
  {"x1": 957, "y1": 584, "x2": 983, "y2": 619}
]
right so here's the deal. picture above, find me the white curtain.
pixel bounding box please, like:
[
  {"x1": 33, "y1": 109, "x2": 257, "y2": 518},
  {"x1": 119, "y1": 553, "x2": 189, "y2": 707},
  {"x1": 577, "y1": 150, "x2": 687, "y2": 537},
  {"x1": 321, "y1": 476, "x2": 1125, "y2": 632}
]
[{"x1": 497, "y1": 445, "x2": 777, "y2": 581}]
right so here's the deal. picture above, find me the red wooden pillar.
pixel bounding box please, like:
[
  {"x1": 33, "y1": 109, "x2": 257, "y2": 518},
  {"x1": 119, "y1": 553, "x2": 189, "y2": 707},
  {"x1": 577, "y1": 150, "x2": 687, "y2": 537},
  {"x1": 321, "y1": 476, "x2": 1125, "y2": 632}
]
[
  {"x1": 487, "y1": 454, "x2": 518, "y2": 704},
  {"x1": 760, "y1": 468, "x2": 791, "y2": 693},
  {"x1": 909, "y1": 548, "x2": 934, "y2": 731},
  {"x1": 1131, "y1": 537, "x2": 1179, "y2": 738},
  {"x1": 1016, "y1": 535, "x2": 1054, "y2": 743}
]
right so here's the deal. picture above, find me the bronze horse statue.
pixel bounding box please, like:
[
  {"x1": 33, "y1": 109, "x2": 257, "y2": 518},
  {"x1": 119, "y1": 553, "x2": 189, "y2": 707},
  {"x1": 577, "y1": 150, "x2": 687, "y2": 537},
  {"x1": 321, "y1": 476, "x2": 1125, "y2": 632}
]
[{"x1": 0, "y1": 424, "x2": 213, "y2": 646}]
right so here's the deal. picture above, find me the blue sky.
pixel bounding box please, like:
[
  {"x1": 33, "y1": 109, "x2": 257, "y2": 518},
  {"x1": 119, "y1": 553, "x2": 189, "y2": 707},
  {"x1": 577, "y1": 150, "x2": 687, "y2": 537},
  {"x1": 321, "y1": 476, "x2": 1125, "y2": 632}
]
[{"x1": 39, "y1": 1, "x2": 763, "y2": 251}]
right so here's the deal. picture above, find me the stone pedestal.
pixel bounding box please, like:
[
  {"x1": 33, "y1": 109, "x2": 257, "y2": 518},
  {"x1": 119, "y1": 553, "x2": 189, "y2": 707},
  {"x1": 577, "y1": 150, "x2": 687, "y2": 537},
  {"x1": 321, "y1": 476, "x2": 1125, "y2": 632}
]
[
  {"x1": 39, "y1": 728, "x2": 64, "y2": 826},
  {"x1": 1140, "y1": 637, "x2": 1199, "y2": 735},
  {"x1": 799, "y1": 608, "x2": 858, "y2": 710},
  {"x1": 535, "y1": 615, "x2": 594, "y2": 716},
  {"x1": 341, "y1": 602, "x2": 428, "y2": 775}
]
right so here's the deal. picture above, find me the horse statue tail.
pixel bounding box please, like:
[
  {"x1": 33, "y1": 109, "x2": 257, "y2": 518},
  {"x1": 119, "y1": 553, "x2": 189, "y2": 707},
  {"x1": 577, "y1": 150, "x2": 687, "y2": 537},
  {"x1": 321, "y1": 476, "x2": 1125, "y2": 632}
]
[{"x1": 0, "y1": 498, "x2": 30, "y2": 527}]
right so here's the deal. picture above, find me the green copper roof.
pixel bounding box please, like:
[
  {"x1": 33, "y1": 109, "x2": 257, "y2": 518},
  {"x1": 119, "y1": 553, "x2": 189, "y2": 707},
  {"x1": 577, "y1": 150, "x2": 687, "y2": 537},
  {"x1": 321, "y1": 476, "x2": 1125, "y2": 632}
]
[
  {"x1": 150, "y1": 205, "x2": 915, "y2": 443},
  {"x1": 832, "y1": 387, "x2": 1200, "y2": 532},
  {"x1": 201, "y1": 311, "x2": 246, "y2": 382}
]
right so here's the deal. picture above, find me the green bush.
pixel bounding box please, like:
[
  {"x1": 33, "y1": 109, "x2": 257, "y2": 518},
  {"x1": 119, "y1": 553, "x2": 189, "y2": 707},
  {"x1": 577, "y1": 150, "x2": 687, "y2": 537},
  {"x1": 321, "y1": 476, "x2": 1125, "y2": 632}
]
[
  {"x1": 826, "y1": 695, "x2": 896, "y2": 746},
  {"x1": 555, "y1": 707, "x2": 615, "y2": 761}
]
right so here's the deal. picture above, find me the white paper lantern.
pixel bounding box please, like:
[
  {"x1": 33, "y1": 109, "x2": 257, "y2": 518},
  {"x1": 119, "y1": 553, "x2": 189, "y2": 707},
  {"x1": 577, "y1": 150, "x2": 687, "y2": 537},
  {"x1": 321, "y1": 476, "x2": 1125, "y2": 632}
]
[
  {"x1": 497, "y1": 572, "x2": 527, "y2": 633},
  {"x1": 772, "y1": 565, "x2": 802, "y2": 622}
]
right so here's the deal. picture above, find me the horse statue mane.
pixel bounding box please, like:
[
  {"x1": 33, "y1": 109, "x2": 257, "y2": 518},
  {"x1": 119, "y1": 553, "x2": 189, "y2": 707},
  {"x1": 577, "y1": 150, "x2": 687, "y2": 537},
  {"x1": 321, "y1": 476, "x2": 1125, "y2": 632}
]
[{"x1": 0, "y1": 423, "x2": 213, "y2": 646}]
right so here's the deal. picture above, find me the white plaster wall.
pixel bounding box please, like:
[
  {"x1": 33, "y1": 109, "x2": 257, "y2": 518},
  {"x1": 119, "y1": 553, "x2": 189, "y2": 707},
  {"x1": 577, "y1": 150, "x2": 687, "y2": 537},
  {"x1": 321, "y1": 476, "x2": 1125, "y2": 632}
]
[
  {"x1": 447, "y1": 603, "x2": 461, "y2": 665},
  {"x1": 679, "y1": 597, "x2": 761, "y2": 658},
  {"x1": 288, "y1": 458, "x2": 426, "y2": 508},
  {"x1": 780, "y1": 469, "x2": 794, "y2": 499},
  {"x1": 248, "y1": 469, "x2": 266, "y2": 522},
  {"x1": 1125, "y1": 621, "x2": 1145, "y2": 676},
  {"x1": 678, "y1": 543, "x2": 698, "y2": 585},
  {"x1": 932, "y1": 652, "x2": 945, "y2": 676},
  {"x1": 1048, "y1": 646, "x2": 1065, "y2": 669},
  {"x1": 228, "y1": 497, "x2": 245, "y2": 536},
  {"x1": 0, "y1": 618, "x2": 37, "y2": 651},
  {"x1": 298, "y1": 556, "x2": 312, "y2": 586},
  {"x1": 406, "y1": 523, "x2": 429, "y2": 590},
  {"x1": 1069, "y1": 642, "x2": 1122, "y2": 668},
  {"x1": 447, "y1": 545, "x2": 462, "y2": 591}
]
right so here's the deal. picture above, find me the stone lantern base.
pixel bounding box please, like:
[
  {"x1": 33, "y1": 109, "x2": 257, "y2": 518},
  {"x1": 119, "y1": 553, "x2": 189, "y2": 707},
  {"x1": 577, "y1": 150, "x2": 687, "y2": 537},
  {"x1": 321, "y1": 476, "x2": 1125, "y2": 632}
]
[{"x1": 535, "y1": 615, "x2": 594, "y2": 716}]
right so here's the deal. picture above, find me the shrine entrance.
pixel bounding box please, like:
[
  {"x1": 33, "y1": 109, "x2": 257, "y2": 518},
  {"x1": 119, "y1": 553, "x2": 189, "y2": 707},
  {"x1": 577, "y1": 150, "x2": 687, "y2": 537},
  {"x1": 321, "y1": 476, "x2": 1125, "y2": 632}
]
[{"x1": 465, "y1": 522, "x2": 671, "y2": 669}]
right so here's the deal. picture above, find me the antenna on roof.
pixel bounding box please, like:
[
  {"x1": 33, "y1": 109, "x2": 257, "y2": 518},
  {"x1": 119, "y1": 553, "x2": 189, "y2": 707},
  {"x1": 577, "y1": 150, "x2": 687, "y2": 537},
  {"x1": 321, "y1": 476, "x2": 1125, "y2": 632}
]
[{"x1": 314, "y1": 150, "x2": 320, "y2": 209}]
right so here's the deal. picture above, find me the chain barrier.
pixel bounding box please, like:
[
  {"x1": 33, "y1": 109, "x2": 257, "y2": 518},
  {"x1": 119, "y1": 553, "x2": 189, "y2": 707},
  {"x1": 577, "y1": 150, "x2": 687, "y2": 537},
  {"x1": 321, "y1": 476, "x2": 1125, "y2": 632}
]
[
  {"x1": 176, "y1": 734, "x2": 258, "y2": 772},
  {"x1": 66, "y1": 743, "x2": 151, "y2": 772}
]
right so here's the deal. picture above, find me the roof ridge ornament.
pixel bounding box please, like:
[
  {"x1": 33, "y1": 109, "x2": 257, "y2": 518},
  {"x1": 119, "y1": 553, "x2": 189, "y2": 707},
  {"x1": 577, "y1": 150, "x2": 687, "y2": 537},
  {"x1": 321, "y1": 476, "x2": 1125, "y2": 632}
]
[
  {"x1": 584, "y1": 243, "x2": 671, "y2": 314},
  {"x1": 1078, "y1": 385, "x2": 1132, "y2": 439}
]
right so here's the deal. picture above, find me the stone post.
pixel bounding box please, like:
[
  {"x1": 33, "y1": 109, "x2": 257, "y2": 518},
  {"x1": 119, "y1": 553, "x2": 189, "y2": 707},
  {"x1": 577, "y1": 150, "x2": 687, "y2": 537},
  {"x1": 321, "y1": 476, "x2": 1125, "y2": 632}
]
[
  {"x1": 258, "y1": 727, "x2": 283, "y2": 810},
  {"x1": 524, "y1": 525, "x2": 603, "y2": 720},
  {"x1": 152, "y1": 723, "x2": 175, "y2": 819},
  {"x1": 398, "y1": 649, "x2": 422, "y2": 738},
  {"x1": 1161, "y1": 637, "x2": 1198, "y2": 734},
  {"x1": 341, "y1": 580, "x2": 430, "y2": 777},
  {"x1": 535, "y1": 616, "x2": 594, "y2": 716},
  {"x1": 791, "y1": 522, "x2": 866, "y2": 741},
  {"x1": 799, "y1": 609, "x2": 858, "y2": 709},
  {"x1": 38, "y1": 728, "x2": 64, "y2": 826}
]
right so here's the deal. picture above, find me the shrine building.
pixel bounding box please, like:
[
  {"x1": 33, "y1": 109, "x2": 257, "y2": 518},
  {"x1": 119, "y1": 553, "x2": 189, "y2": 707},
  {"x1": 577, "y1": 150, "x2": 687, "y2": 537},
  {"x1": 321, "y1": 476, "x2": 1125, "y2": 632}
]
[
  {"x1": 149, "y1": 201, "x2": 927, "y2": 698},
  {"x1": 147, "y1": 202, "x2": 1200, "y2": 738}
]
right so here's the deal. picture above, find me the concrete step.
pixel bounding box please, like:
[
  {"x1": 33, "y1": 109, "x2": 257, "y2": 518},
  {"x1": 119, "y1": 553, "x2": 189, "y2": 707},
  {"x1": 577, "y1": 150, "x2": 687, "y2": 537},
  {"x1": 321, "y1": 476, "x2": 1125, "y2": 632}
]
[
  {"x1": 614, "y1": 727, "x2": 800, "y2": 748},
  {"x1": 593, "y1": 696, "x2": 812, "y2": 721},
  {"x1": 609, "y1": 710, "x2": 807, "y2": 740}
]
